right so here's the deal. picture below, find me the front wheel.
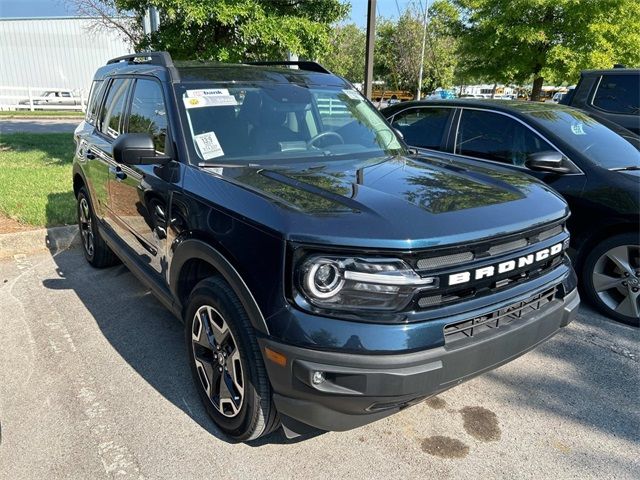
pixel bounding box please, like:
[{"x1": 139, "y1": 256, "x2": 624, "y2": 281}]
[
  {"x1": 185, "y1": 276, "x2": 280, "y2": 441},
  {"x1": 581, "y1": 233, "x2": 640, "y2": 327}
]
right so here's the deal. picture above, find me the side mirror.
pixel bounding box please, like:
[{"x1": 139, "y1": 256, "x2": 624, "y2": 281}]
[
  {"x1": 525, "y1": 151, "x2": 570, "y2": 173},
  {"x1": 393, "y1": 128, "x2": 404, "y2": 140},
  {"x1": 113, "y1": 133, "x2": 171, "y2": 166}
]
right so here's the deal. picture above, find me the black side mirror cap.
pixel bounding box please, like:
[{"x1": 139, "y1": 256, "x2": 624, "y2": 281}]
[
  {"x1": 113, "y1": 133, "x2": 171, "y2": 166},
  {"x1": 525, "y1": 151, "x2": 571, "y2": 173}
]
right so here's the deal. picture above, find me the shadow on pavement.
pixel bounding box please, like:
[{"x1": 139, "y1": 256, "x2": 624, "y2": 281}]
[
  {"x1": 486, "y1": 307, "x2": 639, "y2": 444},
  {"x1": 43, "y1": 247, "x2": 309, "y2": 446}
]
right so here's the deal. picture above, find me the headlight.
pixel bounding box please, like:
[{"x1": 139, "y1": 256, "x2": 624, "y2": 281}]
[{"x1": 297, "y1": 255, "x2": 437, "y2": 312}]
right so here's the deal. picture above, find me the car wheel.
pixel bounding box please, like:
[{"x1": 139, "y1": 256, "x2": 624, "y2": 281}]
[
  {"x1": 185, "y1": 276, "x2": 280, "y2": 441},
  {"x1": 582, "y1": 233, "x2": 640, "y2": 327},
  {"x1": 76, "y1": 187, "x2": 119, "y2": 268}
]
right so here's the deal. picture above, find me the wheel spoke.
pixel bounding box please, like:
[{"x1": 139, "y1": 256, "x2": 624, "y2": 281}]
[
  {"x1": 592, "y1": 272, "x2": 621, "y2": 292},
  {"x1": 206, "y1": 306, "x2": 229, "y2": 346},
  {"x1": 218, "y1": 374, "x2": 241, "y2": 415},
  {"x1": 605, "y1": 246, "x2": 633, "y2": 275},
  {"x1": 194, "y1": 357, "x2": 217, "y2": 398},
  {"x1": 615, "y1": 294, "x2": 640, "y2": 318},
  {"x1": 192, "y1": 311, "x2": 213, "y2": 349}
]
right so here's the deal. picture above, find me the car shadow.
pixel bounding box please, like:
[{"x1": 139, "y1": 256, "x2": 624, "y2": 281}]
[{"x1": 43, "y1": 246, "x2": 313, "y2": 446}]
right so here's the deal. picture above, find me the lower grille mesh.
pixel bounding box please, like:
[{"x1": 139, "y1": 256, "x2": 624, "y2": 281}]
[{"x1": 444, "y1": 286, "x2": 558, "y2": 343}]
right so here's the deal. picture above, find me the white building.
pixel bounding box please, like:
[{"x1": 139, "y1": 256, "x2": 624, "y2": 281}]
[{"x1": 0, "y1": 17, "x2": 132, "y2": 103}]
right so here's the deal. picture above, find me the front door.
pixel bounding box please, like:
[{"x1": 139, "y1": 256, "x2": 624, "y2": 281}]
[{"x1": 107, "y1": 77, "x2": 177, "y2": 279}]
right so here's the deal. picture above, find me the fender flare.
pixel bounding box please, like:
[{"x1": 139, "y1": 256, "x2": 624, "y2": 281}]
[{"x1": 170, "y1": 239, "x2": 269, "y2": 334}]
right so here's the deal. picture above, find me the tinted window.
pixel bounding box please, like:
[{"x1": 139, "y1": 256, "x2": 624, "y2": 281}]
[
  {"x1": 456, "y1": 109, "x2": 555, "y2": 166},
  {"x1": 529, "y1": 109, "x2": 640, "y2": 169},
  {"x1": 592, "y1": 74, "x2": 640, "y2": 115},
  {"x1": 127, "y1": 79, "x2": 168, "y2": 153},
  {"x1": 391, "y1": 108, "x2": 450, "y2": 150},
  {"x1": 99, "y1": 79, "x2": 130, "y2": 139},
  {"x1": 85, "y1": 80, "x2": 104, "y2": 125}
]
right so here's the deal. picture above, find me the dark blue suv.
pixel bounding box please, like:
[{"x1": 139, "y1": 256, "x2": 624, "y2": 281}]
[{"x1": 73, "y1": 52, "x2": 579, "y2": 441}]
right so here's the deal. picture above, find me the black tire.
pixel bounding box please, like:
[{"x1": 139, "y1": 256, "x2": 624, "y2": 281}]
[
  {"x1": 184, "y1": 276, "x2": 280, "y2": 441},
  {"x1": 76, "y1": 187, "x2": 119, "y2": 268},
  {"x1": 581, "y1": 232, "x2": 640, "y2": 327}
]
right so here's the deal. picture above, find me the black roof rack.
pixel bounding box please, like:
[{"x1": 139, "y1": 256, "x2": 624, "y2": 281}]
[
  {"x1": 105, "y1": 51, "x2": 180, "y2": 82},
  {"x1": 107, "y1": 51, "x2": 174, "y2": 67},
  {"x1": 245, "y1": 61, "x2": 332, "y2": 74}
]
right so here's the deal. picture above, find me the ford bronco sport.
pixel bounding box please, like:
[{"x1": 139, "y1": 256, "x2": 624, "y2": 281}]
[{"x1": 73, "y1": 52, "x2": 579, "y2": 441}]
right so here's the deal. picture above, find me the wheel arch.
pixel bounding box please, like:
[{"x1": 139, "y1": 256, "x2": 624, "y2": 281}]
[{"x1": 170, "y1": 238, "x2": 269, "y2": 335}]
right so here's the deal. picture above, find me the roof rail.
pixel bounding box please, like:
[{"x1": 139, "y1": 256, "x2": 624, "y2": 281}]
[
  {"x1": 107, "y1": 51, "x2": 174, "y2": 67},
  {"x1": 245, "y1": 61, "x2": 332, "y2": 75}
]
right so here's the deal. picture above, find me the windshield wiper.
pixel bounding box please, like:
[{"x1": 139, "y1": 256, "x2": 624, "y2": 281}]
[{"x1": 611, "y1": 165, "x2": 640, "y2": 171}]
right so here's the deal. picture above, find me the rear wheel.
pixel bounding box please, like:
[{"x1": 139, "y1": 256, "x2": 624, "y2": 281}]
[
  {"x1": 76, "y1": 187, "x2": 119, "y2": 268},
  {"x1": 582, "y1": 233, "x2": 640, "y2": 327},
  {"x1": 185, "y1": 276, "x2": 280, "y2": 440}
]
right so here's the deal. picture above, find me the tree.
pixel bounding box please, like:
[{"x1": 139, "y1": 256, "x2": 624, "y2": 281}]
[
  {"x1": 374, "y1": 2, "x2": 459, "y2": 95},
  {"x1": 320, "y1": 24, "x2": 366, "y2": 83},
  {"x1": 65, "y1": 0, "x2": 142, "y2": 46},
  {"x1": 113, "y1": 0, "x2": 349, "y2": 62},
  {"x1": 452, "y1": 0, "x2": 640, "y2": 101}
]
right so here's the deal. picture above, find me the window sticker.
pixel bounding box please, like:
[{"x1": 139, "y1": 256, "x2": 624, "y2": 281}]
[
  {"x1": 186, "y1": 88, "x2": 230, "y2": 98},
  {"x1": 342, "y1": 89, "x2": 363, "y2": 101},
  {"x1": 570, "y1": 123, "x2": 586, "y2": 135},
  {"x1": 194, "y1": 131, "x2": 224, "y2": 159},
  {"x1": 183, "y1": 95, "x2": 237, "y2": 109}
]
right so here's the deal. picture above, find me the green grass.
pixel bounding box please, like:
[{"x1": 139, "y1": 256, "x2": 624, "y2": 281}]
[
  {"x1": 0, "y1": 110, "x2": 84, "y2": 118},
  {"x1": 0, "y1": 133, "x2": 76, "y2": 227}
]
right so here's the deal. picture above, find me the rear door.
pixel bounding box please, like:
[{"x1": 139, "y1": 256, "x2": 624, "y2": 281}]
[
  {"x1": 589, "y1": 73, "x2": 640, "y2": 134},
  {"x1": 106, "y1": 76, "x2": 175, "y2": 278}
]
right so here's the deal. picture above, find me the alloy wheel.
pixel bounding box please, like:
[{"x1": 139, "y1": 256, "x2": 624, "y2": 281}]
[
  {"x1": 591, "y1": 244, "x2": 640, "y2": 319},
  {"x1": 191, "y1": 305, "x2": 245, "y2": 417},
  {"x1": 78, "y1": 197, "x2": 94, "y2": 257}
]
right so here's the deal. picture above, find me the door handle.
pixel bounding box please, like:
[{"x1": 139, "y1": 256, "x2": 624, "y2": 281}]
[
  {"x1": 85, "y1": 149, "x2": 96, "y2": 160},
  {"x1": 109, "y1": 166, "x2": 127, "y2": 181}
]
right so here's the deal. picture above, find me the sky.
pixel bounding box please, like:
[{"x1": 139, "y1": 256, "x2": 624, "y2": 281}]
[{"x1": 0, "y1": 0, "x2": 415, "y2": 24}]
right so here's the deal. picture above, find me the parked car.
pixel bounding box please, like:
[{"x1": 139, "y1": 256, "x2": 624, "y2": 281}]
[
  {"x1": 19, "y1": 89, "x2": 82, "y2": 107},
  {"x1": 383, "y1": 99, "x2": 639, "y2": 326},
  {"x1": 74, "y1": 52, "x2": 579, "y2": 441},
  {"x1": 561, "y1": 67, "x2": 639, "y2": 134},
  {"x1": 551, "y1": 92, "x2": 566, "y2": 104}
]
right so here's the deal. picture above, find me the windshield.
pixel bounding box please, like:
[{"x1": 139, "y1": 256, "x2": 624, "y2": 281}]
[
  {"x1": 177, "y1": 83, "x2": 404, "y2": 164},
  {"x1": 527, "y1": 109, "x2": 640, "y2": 169}
]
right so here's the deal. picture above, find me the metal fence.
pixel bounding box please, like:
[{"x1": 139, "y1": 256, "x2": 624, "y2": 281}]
[{"x1": 0, "y1": 86, "x2": 87, "y2": 111}]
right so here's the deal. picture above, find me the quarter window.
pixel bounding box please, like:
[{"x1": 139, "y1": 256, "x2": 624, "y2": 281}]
[
  {"x1": 99, "y1": 79, "x2": 130, "y2": 139},
  {"x1": 592, "y1": 74, "x2": 640, "y2": 115},
  {"x1": 127, "y1": 79, "x2": 168, "y2": 153},
  {"x1": 391, "y1": 108, "x2": 450, "y2": 150},
  {"x1": 85, "y1": 80, "x2": 104, "y2": 125},
  {"x1": 455, "y1": 109, "x2": 555, "y2": 166}
]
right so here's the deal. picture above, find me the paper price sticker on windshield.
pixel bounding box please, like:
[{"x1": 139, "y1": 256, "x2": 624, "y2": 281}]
[
  {"x1": 342, "y1": 89, "x2": 362, "y2": 101},
  {"x1": 186, "y1": 88, "x2": 230, "y2": 97},
  {"x1": 183, "y1": 95, "x2": 237, "y2": 109},
  {"x1": 194, "y1": 131, "x2": 224, "y2": 160}
]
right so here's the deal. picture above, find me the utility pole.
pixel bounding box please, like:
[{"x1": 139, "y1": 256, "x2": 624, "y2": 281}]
[
  {"x1": 416, "y1": 0, "x2": 430, "y2": 100},
  {"x1": 143, "y1": 6, "x2": 160, "y2": 35},
  {"x1": 364, "y1": 0, "x2": 376, "y2": 99}
]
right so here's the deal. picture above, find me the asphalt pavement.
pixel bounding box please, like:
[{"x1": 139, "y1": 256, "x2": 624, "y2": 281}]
[
  {"x1": 0, "y1": 118, "x2": 80, "y2": 134},
  {"x1": 0, "y1": 247, "x2": 638, "y2": 479}
]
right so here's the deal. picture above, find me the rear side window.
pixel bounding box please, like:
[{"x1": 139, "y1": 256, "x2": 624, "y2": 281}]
[
  {"x1": 99, "y1": 79, "x2": 130, "y2": 139},
  {"x1": 455, "y1": 109, "x2": 555, "y2": 166},
  {"x1": 127, "y1": 79, "x2": 168, "y2": 153},
  {"x1": 85, "y1": 80, "x2": 104, "y2": 125},
  {"x1": 390, "y1": 108, "x2": 450, "y2": 150},
  {"x1": 592, "y1": 74, "x2": 640, "y2": 115}
]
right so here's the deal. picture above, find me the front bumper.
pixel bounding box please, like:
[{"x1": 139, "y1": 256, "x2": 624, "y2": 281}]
[{"x1": 260, "y1": 288, "x2": 579, "y2": 434}]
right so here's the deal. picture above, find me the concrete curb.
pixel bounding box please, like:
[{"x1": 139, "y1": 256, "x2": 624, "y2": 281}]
[{"x1": 0, "y1": 225, "x2": 79, "y2": 259}]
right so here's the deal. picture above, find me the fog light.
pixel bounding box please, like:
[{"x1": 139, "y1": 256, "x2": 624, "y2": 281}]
[{"x1": 312, "y1": 371, "x2": 325, "y2": 385}]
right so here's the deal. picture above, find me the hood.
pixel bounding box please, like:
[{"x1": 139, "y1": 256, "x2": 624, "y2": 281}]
[{"x1": 220, "y1": 154, "x2": 569, "y2": 249}]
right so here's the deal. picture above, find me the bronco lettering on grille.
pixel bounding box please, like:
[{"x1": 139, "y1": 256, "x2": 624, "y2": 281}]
[{"x1": 448, "y1": 243, "x2": 563, "y2": 286}]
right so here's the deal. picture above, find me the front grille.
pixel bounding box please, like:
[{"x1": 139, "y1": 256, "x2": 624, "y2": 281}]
[
  {"x1": 415, "y1": 223, "x2": 566, "y2": 272},
  {"x1": 443, "y1": 285, "x2": 558, "y2": 344}
]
